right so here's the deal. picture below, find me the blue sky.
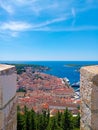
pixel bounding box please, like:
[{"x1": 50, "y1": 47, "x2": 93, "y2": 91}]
[{"x1": 0, "y1": 0, "x2": 98, "y2": 61}]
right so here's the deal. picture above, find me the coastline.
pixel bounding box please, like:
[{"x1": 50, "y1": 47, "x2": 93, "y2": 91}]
[{"x1": 0, "y1": 61, "x2": 98, "y2": 85}]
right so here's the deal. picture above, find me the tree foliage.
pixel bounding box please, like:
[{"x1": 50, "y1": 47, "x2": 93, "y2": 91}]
[{"x1": 17, "y1": 107, "x2": 80, "y2": 130}]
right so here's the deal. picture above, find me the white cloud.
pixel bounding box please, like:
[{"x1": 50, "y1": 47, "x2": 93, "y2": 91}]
[
  {"x1": 31, "y1": 27, "x2": 51, "y2": 32},
  {"x1": 70, "y1": 26, "x2": 98, "y2": 31},
  {"x1": 1, "y1": 21, "x2": 32, "y2": 31},
  {"x1": 71, "y1": 8, "x2": 76, "y2": 17},
  {"x1": 53, "y1": 26, "x2": 98, "y2": 32},
  {"x1": 0, "y1": 0, "x2": 98, "y2": 38},
  {"x1": 31, "y1": 25, "x2": 98, "y2": 32},
  {"x1": 0, "y1": 0, "x2": 97, "y2": 16},
  {"x1": 0, "y1": 17, "x2": 67, "y2": 38},
  {"x1": 0, "y1": 21, "x2": 32, "y2": 38},
  {"x1": 30, "y1": 2, "x2": 59, "y2": 15},
  {"x1": 31, "y1": 17, "x2": 68, "y2": 29},
  {"x1": 0, "y1": 16, "x2": 67, "y2": 33},
  {"x1": 10, "y1": 32, "x2": 19, "y2": 37},
  {"x1": 1, "y1": 19, "x2": 98, "y2": 38},
  {"x1": 0, "y1": 1, "x2": 14, "y2": 14}
]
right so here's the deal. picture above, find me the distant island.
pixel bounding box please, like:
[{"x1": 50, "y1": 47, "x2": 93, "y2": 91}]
[
  {"x1": 64, "y1": 64, "x2": 93, "y2": 72},
  {"x1": 64, "y1": 64, "x2": 81, "y2": 67},
  {"x1": 64, "y1": 63, "x2": 94, "y2": 68}
]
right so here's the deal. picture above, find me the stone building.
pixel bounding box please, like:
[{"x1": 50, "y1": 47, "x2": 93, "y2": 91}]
[
  {"x1": 80, "y1": 65, "x2": 98, "y2": 130},
  {"x1": 0, "y1": 64, "x2": 17, "y2": 130}
]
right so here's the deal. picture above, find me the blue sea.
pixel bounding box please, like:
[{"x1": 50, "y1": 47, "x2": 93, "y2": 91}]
[{"x1": 0, "y1": 61, "x2": 98, "y2": 85}]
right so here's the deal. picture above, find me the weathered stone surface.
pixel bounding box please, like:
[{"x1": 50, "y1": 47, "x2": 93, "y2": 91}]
[
  {"x1": 0, "y1": 64, "x2": 17, "y2": 130},
  {"x1": 92, "y1": 74, "x2": 98, "y2": 86},
  {"x1": 91, "y1": 112, "x2": 98, "y2": 130},
  {"x1": 81, "y1": 100, "x2": 91, "y2": 128},
  {"x1": 80, "y1": 65, "x2": 98, "y2": 130},
  {"x1": 0, "y1": 111, "x2": 3, "y2": 130}
]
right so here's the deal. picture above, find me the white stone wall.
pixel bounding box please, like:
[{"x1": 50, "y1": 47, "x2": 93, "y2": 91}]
[
  {"x1": 0, "y1": 73, "x2": 16, "y2": 107},
  {"x1": 0, "y1": 65, "x2": 17, "y2": 130}
]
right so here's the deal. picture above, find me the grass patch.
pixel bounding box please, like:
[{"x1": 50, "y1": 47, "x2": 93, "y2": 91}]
[{"x1": 74, "y1": 128, "x2": 80, "y2": 130}]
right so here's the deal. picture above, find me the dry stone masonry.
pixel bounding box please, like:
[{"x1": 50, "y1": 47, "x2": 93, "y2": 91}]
[
  {"x1": 0, "y1": 64, "x2": 17, "y2": 130},
  {"x1": 80, "y1": 65, "x2": 98, "y2": 130}
]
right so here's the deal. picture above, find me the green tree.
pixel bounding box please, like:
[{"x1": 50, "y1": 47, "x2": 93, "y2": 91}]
[
  {"x1": 17, "y1": 112, "x2": 26, "y2": 130},
  {"x1": 73, "y1": 113, "x2": 80, "y2": 128},
  {"x1": 47, "y1": 116, "x2": 62, "y2": 130},
  {"x1": 56, "y1": 111, "x2": 62, "y2": 127},
  {"x1": 62, "y1": 108, "x2": 74, "y2": 130},
  {"x1": 30, "y1": 110, "x2": 36, "y2": 130},
  {"x1": 17, "y1": 106, "x2": 80, "y2": 130}
]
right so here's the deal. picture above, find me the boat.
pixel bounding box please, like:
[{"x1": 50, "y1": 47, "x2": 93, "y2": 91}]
[{"x1": 71, "y1": 82, "x2": 80, "y2": 88}]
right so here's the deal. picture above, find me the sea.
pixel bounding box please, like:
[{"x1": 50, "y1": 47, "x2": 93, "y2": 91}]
[{"x1": 0, "y1": 61, "x2": 98, "y2": 87}]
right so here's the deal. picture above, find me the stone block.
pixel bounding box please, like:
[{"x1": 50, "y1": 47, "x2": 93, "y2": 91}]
[
  {"x1": 91, "y1": 112, "x2": 98, "y2": 130},
  {"x1": 0, "y1": 111, "x2": 3, "y2": 129},
  {"x1": 80, "y1": 66, "x2": 98, "y2": 130}
]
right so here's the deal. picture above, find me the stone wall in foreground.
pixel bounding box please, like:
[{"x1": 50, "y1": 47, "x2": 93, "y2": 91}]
[
  {"x1": 0, "y1": 64, "x2": 17, "y2": 130},
  {"x1": 80, "y1": 66, "x2": 98, "y2": 130},
  {"x1": 0, "y1": 96, "x2": 17, "y2": 130}
]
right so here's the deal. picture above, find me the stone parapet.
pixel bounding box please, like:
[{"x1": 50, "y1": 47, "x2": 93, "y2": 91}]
[
  {"x1": 80, "y1": 65, "x2": 98, "y2": 130},
  {"x1": 0, "y1": 64, "x2": 17, "y2": 130},
  {"x1": 0, "y1": 64, "x2": 16, "y2": 76}
]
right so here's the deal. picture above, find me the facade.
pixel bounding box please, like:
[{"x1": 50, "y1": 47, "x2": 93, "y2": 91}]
[
  {"x1": 0, "y1": 64, "x2": 17, "y2": 130},
  {"x1": 80, "y1": 66, "x2": 98, "y2": 130}
]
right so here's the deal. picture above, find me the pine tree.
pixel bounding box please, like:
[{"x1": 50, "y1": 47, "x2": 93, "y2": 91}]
[
  {"x1": 73, "y1": 113, "x2": 80, "y2": 128},
  {"x1": 17, "y1": 106, "x2": 80, "y2": 130},
  {"x1": 47, "y1": 116, "x2": 62, "y2": 130},
  {"x1": 17, "y1": 112, "x2": 26, "y2": 130},
  {"x1": 30, "y1": 109, "x2": 36, "y2": 130},
  {"x1": 56, "y1": 111, "x2": 62, "y2": 127},
  {"x1": 62, "y1": 108, "x2": 74, "y2": 130}
]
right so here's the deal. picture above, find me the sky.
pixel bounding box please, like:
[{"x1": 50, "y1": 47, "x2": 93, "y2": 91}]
[{"x1": 0, "y1": 0, "x2": 98, "y2": 61}]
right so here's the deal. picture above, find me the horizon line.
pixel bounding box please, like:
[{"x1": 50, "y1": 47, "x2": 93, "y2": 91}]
[{"x1": 0, "y1": 60, "x2": 98, "y2": 62}]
